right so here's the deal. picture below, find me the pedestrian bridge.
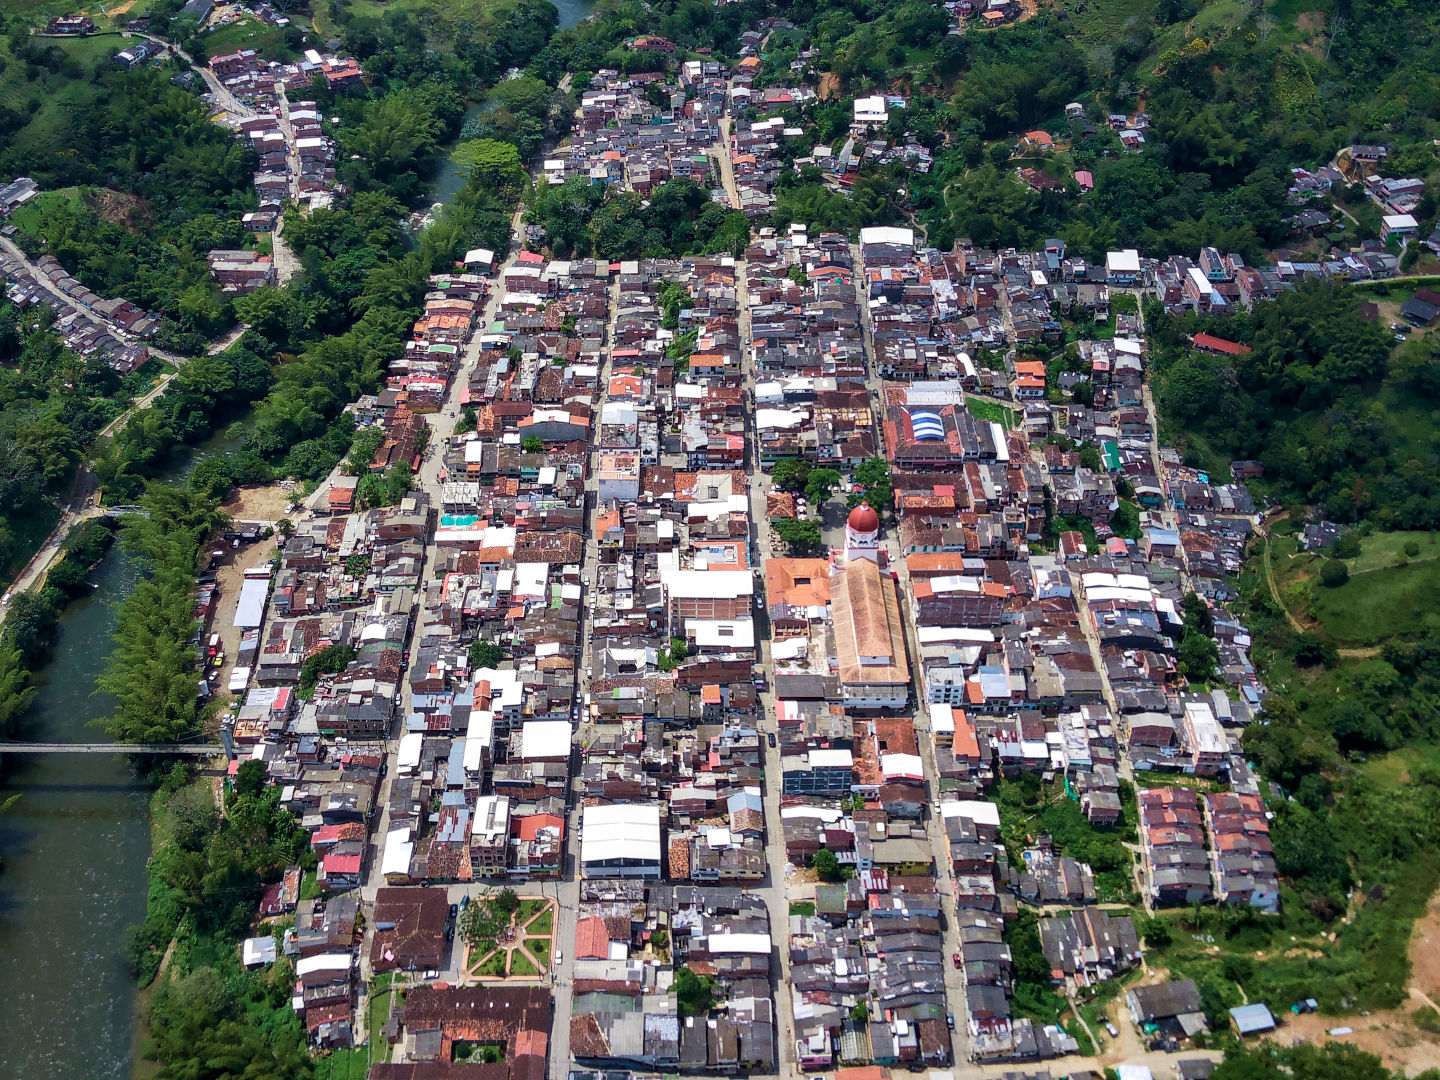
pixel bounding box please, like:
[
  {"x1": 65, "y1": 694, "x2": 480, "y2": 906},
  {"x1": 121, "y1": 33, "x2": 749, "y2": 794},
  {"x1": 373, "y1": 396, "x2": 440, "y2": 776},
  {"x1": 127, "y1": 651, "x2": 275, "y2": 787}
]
[{"x1": 0, "y1": 742, "x2": 227, "y2": 755}]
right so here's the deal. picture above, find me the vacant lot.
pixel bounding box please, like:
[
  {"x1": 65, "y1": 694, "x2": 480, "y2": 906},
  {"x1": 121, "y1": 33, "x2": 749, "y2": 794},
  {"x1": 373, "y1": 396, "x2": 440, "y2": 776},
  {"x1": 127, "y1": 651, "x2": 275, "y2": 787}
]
[
  {"x1": 967, "y1": 395, "x2": 1015, "y2": 429},
  {"x1": 1310, "y1": 557, "x2": 1440, "y2": 644},
  {"x1": 201, "y1": 14, "x2": 298, "y2": 61}
]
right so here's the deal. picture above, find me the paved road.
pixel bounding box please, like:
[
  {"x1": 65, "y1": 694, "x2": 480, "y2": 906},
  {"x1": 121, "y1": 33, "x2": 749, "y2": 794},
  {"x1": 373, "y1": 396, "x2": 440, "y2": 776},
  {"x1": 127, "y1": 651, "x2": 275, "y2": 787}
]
[
  {"x1": 715, "y1": 117, "x2": 742, "y2": 210},
  {"x1": 360, "y1": 212, "x2": 526, "y2": 916},
  {"x1": 736, "y1": 250, "x2": 803, "y2": 1076},
  {"x1": 354, "y1": 218, "x2": 521, "y2": 1050},
  {"x1": 544, "y1": 263, "x2": 622, "y2": 1080},
  {"x1": 126, "y1": 32, "x2": 256, "y2": 119},
  {"x1": 0, "y1": 237, "x2": 188, "y2": 365},
  {"x1": 850, "y1": 241, "x2": 973, "y2": 1064}
]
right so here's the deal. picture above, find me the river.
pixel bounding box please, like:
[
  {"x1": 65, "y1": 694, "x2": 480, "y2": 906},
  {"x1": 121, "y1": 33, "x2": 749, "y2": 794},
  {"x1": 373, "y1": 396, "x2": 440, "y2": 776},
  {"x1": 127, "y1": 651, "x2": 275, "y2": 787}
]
[
  {"x1": 428, "y1": 0, "x2": 595, "y2": 207},
  {"x1": 0, "y1": 419, "x2": 249, "y2": 1080},
  {"x1": 0, "y1": 544, "x2": 148, "y2": 1080}
]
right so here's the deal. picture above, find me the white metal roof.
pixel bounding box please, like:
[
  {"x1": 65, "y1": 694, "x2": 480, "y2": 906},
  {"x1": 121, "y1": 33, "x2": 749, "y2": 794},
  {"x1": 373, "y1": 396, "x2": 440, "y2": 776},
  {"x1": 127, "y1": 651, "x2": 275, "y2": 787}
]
[
  {"x1": 581, "y1": 804, "x2": 661, "y2": 864},
  {"x1": 380, "y1": 827, "x2": 413, "y2": 876},
  {"x1": 860, "y1": 225, "x2": 913, "y2": 247},
  {"x1": 520, "y1": 719, "x2": 571, "y2": 761},
  {"x1": 1106, "y1": 248, "x2": 1141, "y2": 272},
  {"x1": 295, "y1": 953, "x2": 351, "y2": 976},
  {"x1": 233, "y1": 577, "x2": 270, "y2": 629}
]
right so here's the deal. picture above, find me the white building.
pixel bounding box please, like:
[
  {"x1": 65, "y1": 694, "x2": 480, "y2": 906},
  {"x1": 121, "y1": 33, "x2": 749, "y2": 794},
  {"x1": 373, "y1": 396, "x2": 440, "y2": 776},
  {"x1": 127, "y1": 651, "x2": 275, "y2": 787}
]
[
  {"x1": 581, "y1": 804, "x2": 663, "y2": 878},
  {"x1": 853, "y1": 95, "x2": 889, "y2": 126}
]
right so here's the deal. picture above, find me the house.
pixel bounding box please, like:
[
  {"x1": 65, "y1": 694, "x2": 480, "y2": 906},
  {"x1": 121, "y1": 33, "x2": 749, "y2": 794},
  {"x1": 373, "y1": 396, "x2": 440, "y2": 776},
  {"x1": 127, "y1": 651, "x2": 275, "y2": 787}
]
[
  {"x1": 370, "y1": 887, "x2": 449, "y2": 973},
  {"x1": 46, "y1": 15, "x2": 95, "y2": 34},
  {"x1": 1106, "y1": 249, "x2": 1142, "y2": 285},
  {"x1": 853, "y1": 96, "x2": 889, "y2": 126},
  {"x1": 1127, "y1": 978, "x2": 1208, "y2": 1038},
  {"x1": 1190, "y1": 333, "x2": 1251, "y2": 357},
  {"x1": 0, "y1": 177, "x2": 39, "y2": 216},
  {"x1": 1229, "y1": 1003, "x2": 1276, "y2": 1037},
  {"x1": 1381, "y1": 213, "x2": 1418, "y2": 242},
  {"x1": 1299, "y1": 521, "x2": 1346, "y2": 551},
  {"x1": 1402, "y1": 294, "x2": 1440, "y2": 327},
  {"x1": 580, "y1": 803, "x2": 662, "y2": 878}
]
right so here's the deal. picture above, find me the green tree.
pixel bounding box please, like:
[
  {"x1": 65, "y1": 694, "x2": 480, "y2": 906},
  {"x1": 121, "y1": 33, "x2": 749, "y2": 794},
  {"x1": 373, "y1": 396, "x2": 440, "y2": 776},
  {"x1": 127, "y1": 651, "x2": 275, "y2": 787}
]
[
  {"x1": 1181, "y1": 591, "x2": 1214, "y2": 637},
  {"x1": 5, "y1": 591, "x2": 59, "y2": 666},
  {"x1": 675, "y1": 965, "x2": 718, "y2": 1016},
  {"x1": 346, "y1": 427, "x2": 385, "y2": 474},
  {"x1": 657, "y1": 636, "x2": 689, "y2": 672},
  {"x1": 522, "y1": 435, "x2": 544, "y2": 454},
  {"x1": 1177, "y1": 632, "x2": 1220, "y2": 683},
  {"x1": 1319, "y1": 559, "x2": 1349, "y2": 587},
  {"x1": 812, "y1": 847, "x2": 844, "y2": 882},
  {"x1": 805, "y1": 468, "x2": 842, "y2": 505},
  {"x1": 771, "y1": 458, "x2": 812, "y2": 493},
  {"x1": 233, "y1": 759, "x2": 268, "y2": 799},
  {"x1": 492, "y1": 887, "x2": 519, "y2": 918},
  {"x1": 469, "y1": 639, "x2": 503, "y2": 669},
  {"x1": 452, "y1": 138, "x2": 526, "y2": 194},
  {"x1": 0, "y1": 639, "x2": 36, "y2": 738},
  {"x1": 772, "y1": 516, "x2": 823, "y2": 552},
  {"x1": 850, "y1": 456, "x2": 893, "y2": 510},
  {"x1": 1138, "y1": 915, "x2": 1172, "y2": 949},
  {"x1": 1210, "y1": 1039, "x2": 1395, "y2": 1080},
  {"x1": 297, "y1": 644, "x2": 357, "y2": 699}
]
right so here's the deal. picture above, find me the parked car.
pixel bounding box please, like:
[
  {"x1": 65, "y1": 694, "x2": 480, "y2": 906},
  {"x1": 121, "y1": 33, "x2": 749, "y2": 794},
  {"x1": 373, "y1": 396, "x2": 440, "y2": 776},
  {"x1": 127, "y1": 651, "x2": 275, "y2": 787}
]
[
  {"x1": 767, "y1": 732, "x2": 777, "y2": 748},
  {"x1": 448, "y1": 903, "x2": 458, "y2": 920},
  {"x1": 1104, "y1": 1022, "x2": 1119, "y2": 1038},
  {"x1": 952, "y1": 951, "x2": 962, "y2": 969},
  {"x1": 946, "y1": 1012, "x2": 955, "y2": 1030}
]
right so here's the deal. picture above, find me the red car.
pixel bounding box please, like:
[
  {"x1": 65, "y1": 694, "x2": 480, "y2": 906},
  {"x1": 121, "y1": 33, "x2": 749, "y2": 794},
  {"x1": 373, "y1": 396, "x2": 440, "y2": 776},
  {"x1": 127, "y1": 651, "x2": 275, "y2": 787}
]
[{"x1": 952, "y1": 951, "x2": 962, "y2": 969}]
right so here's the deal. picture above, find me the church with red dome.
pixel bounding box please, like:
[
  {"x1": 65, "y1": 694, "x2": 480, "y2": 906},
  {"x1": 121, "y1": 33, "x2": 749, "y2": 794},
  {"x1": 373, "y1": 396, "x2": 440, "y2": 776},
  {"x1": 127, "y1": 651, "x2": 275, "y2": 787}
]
[{"x1": 844, "y1": 502, "x2": 880, "y2": 563}]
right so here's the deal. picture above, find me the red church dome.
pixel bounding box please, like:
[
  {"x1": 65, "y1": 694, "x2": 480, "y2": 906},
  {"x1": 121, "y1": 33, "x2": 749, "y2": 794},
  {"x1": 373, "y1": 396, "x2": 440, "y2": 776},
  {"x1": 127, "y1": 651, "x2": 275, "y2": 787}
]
[{"x1": 847, "y1": 503, "x2": 880, "y2": 534}]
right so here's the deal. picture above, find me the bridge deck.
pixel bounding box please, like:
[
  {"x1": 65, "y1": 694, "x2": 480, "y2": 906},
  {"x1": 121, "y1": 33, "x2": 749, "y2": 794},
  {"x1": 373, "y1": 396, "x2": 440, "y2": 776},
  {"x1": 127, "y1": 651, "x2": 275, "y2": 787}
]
[{"x1": 0, "y1": 743, "x2": 226, "y2": 755}]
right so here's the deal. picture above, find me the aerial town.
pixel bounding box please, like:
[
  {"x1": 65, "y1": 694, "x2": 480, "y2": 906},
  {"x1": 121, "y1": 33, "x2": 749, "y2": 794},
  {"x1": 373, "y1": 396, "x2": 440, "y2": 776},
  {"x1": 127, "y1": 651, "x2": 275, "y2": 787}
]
[
  {"x1": 111, "y1": 54, "x2": 1307, "y2": 1080},
  {"x1": 2, "y1": 3, "x2": 1438, "y2": 1080}
]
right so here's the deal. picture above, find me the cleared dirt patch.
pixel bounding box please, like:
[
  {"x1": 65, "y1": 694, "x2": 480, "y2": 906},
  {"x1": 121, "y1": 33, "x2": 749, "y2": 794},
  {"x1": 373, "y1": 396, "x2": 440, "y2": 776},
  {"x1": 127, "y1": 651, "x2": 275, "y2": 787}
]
[
  {"x1": 1269, "y1": 887, "x2": 1440, "y2": 1074},
  {"x1": 1410, "y1": 888, "x2": 1440, "y2": 1006},
  {"x1": 87, "y1": 188, "x2": 150, "y2": 230},
  {"x1": 222, "y1": 482, "x2": 294, "y2": 524}
]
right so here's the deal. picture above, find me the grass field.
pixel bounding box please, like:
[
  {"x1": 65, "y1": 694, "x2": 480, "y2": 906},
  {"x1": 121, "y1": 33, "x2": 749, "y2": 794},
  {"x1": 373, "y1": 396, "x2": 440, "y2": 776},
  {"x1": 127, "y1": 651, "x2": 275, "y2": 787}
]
[
  {"x1": 7, "y1": 187, "x2": 85, "y2": 234},
  {"x1": 967, "y1": 395, "x2": 1015, "y2": 429},
  {"x1": 200, "y1": 14, "x2": 299, "y2": 62},
  {"x1": 313, "y1": 1049, "x2": 369, "y2": 1080},
  {"x1": 1343, "y1": 530, "x2": 1440, "y2": 574},
  {"x1": 1310, "y1": 556, "x2": 1440, "y2": 644},
  {"x1": 1363, "y1": 743, "x2": 1440, "y2": 788},
  {"x1": 0, "y1": 35, "x2": 126, "y2": 173}
]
